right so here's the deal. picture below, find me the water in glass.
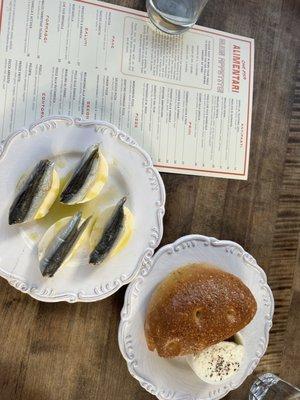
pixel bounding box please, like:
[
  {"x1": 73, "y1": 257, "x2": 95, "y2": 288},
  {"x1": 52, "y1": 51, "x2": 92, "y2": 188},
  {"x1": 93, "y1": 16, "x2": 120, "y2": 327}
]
[
  {"x1": 146, "y1": 0, "x2": 209, "y2": 34},
  {"x1": 249, "y1": 373, "x2": 300, "y2": 400}
]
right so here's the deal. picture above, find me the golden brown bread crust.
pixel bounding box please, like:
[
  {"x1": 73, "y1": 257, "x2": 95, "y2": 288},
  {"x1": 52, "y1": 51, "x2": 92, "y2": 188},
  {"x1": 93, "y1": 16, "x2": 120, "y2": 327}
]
[{"x1": 144, "y1": 263, "x2": 257, "y2": 358}]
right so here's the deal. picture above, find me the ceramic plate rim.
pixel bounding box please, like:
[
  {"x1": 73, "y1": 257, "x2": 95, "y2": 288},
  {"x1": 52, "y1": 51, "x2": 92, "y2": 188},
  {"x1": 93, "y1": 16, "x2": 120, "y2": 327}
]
[
  {"x1": 118, "y1": 234, "x2": 275, "y2": 400},
  {"x1": 0, "y1": 115, "x2": 166, "y2": 302}
]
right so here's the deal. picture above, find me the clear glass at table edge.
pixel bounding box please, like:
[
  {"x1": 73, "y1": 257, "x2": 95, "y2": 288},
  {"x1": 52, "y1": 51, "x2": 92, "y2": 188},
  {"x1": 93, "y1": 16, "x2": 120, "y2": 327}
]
[
  {"x1": 146, "y1": 0, "x2": 209, "y2": 34},
  {"x1": 249, "y1": 373, "x2": 300, "y2": 400}
]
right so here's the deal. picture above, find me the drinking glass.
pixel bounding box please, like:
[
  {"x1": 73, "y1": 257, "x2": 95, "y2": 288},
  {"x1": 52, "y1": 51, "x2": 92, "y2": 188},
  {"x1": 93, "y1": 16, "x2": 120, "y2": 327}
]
[
  {"x1": 146, "y1": 0, "x2": 209, "y2": 34},
  {"x1": 249, "y1": 373, "x2": 300, "y2": 400}
]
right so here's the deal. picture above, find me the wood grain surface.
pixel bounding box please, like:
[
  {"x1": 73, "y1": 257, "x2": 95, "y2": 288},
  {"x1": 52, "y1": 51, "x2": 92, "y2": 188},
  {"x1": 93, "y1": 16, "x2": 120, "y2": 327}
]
[{"x1": 0, "y1": 1, "x2": 299, "y2": 399}]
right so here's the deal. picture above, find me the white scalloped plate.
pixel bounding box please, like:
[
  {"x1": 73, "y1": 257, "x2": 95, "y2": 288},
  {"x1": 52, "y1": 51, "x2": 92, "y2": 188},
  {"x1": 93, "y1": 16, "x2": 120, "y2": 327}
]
[
  {"x1": 118, "y1": 235, "x2": 274, "y2": 400},
  {"x1": 0, "y1": 116, "x2": 165, "y2": 302}
]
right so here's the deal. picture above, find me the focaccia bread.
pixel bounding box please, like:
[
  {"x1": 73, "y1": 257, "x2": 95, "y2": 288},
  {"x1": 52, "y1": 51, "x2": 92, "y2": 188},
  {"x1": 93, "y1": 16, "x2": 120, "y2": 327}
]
[{"x1": 144, "y1": 263, "x2": 257, "y2": 358}]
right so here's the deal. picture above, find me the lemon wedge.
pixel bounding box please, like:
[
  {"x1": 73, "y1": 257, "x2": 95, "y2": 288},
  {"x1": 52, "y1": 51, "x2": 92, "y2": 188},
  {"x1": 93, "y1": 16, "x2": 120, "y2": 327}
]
[
  {"x1": 34, "y1": 169, "x2": 60, "y2": 220},
  {"x1": 90, "y1": 206, "x2": 134, "y2": 260},
  {"x1": 80, "y1": 155, "x2": 108, "y2": 203},
  {"x1": 38, "y1": 215, "x2": 91, "y2": 266}
]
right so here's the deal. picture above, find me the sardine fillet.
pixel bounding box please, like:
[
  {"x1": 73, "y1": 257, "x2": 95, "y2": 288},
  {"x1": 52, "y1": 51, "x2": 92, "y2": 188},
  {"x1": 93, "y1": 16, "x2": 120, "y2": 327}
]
[
  {"x1": 9, "y1": 160, "x2": 54, "y2": 225},
  {"x1": 60, "y1": 144, "x2": 100, "y2": 204},
  {"x1": 40, "y1": 212, "x2": 91, "y2": 277},
  {"x1": 90, "y1": 197, "x2": 126, "y2": 265}
]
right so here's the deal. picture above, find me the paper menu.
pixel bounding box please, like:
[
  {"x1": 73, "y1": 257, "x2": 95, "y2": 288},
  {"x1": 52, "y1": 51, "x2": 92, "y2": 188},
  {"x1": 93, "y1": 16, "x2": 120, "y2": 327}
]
[{"x1": 0, "y1": 0, "x2": 254, "y2": 180}]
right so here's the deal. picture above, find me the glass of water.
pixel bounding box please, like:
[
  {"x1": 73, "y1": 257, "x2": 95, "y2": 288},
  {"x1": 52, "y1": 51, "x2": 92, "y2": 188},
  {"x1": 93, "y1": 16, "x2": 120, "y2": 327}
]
[
  {"x1": 146, "y1": 0, "x2": 209, "y2": 34},
  {"x1": 249, "y1": 373, "x2": 300, "y2": 400}
]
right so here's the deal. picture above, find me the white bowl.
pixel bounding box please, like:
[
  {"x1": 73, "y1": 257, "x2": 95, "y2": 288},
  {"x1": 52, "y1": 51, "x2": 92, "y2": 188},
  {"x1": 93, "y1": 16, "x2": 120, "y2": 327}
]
[
  {"x1": 0, "y1": 116, "x2": 165, "y2": 302},
  {"x1": 118, "y1": 235, "x2": 274, "y2": 400}
]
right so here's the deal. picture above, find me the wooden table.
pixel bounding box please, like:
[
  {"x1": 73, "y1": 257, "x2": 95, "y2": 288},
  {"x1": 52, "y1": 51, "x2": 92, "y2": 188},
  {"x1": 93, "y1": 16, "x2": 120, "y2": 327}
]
[{"x1": 1, "y1": 1, "x2": 299, "y2": 399}]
